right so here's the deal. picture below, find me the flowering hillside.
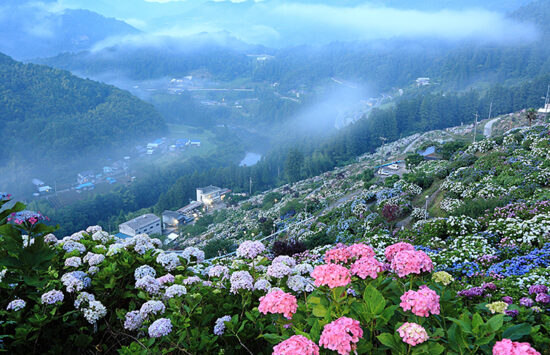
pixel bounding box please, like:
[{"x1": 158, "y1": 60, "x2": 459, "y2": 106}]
[{"x1": 1, "y1": 120, "x2": 550, "y2": 354}]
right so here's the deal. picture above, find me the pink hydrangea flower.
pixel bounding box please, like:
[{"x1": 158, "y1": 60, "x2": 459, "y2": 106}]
[
  {"x1": 324, "y1": 247, "x2": 351, "y2": 264},
  {"x1": 397, "y1": 322, "x2": 429, "y2": 346},
  {"x1": 390, "y1": 250, "x2": 433, "y2": 278},
  {"x1": 493, "y1": 339, "x2": 540, "y2": 355},
  {"x1": 400, "y1": 285, "x2": 440, "y2": 317},
  {"x1": 346, "y1": 243, "x2": 375, "y2": 260},
  {"x1": 319, "y1": 317, "x2": 363, "y2": 355},
  {"x1": 258, "y1": 290, "x2": 298, "y2": 319},
  {"x1": 156, "y1": 273, "x2": 175, "y2": 286},
  {"x1": 273, "y1": 335, "x2": 320, "y2": 355},
  {"x1": 311, "y1": 264, "x2": 351, "y2": 289},
  {"x1": 350, "y1": 257, "x2": 383, "y2": 279},
  {"x1": 385, "y1": 242, "x2": 415, "y2": 262}
]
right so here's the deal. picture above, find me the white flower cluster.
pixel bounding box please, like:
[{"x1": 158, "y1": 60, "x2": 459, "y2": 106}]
[
  {"x1": 181, "y1": 247, "x2": 205, "y2": 263},
  {"x1": 487, "y1": 214, "x2": 550, "y2": 246},
  {"x1": 91, "y1": 231, "x2": 112, "y2": 244},
  {"x1": 440, "y1": 198, "x2": 464, "y2": 212},
  {"x1": 434, "y1": 234, "x2": 496, "y2": 265},
  {"x1": 156, "y1": 252, "x2": 181, "y2": 271},
  {"x1": 411, "y1": 208, "x2": 429, "y2": 221}
]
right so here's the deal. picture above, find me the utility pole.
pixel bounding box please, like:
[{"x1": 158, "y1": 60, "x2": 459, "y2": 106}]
[
  {"x1": 488, "y1": 101, "x2": 493, "y2": 120},
  {"x1": 249, "y1": 176, "x2": 252, "y2": 196},
  {"x1": 473, "y1": 113, "x2": 479, "y2": 143}
]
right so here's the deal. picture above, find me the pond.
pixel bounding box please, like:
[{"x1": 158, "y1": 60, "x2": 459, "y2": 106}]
[{"x1": 239, "y1": 152, "x2": 262, "y2": 166}]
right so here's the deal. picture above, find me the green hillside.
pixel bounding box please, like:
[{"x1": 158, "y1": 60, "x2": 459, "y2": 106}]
[{"x1": 0, "y1": 52, "x2": 166, "y2": 169}]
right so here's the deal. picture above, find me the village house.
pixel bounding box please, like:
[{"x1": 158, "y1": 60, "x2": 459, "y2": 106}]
[
  {"x1": 77, "y1": 170, "x2": 95, "y2": 184},
  {"x1": 162, "y1": 210, "x2": 187, "y2": 230},
  {"x1": 196, "y1": 185, "x2": 231, "y2": 206},
  {"x1": 119, "y1": 213, "x2": 162, "y2": 237}
]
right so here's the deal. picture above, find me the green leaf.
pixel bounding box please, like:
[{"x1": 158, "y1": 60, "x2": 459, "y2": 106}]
[
  {"x1": 502, "y1": 323, "x2": 532, "y2": 341},
  {"x1": 428, "y1": 343, "x2": 445, "y2": 355},
  {"x1": 262, "y1": 333, "x2": 283, "y2": 344},
  {"x1": 312, "y1": 304, "x2": 327, "y2": 318},
  {"x1": 363, "y1": 285, "x2": 386, "y2": 315},
  {"x1": 487, "y1": 314, "x2": 504, "y2": 332},
  {"x1": 475, "y1": 333, "x2": 495, "y2": 346},
  {"x1": 472, "y1": 313, "x2": 483, "y2": 332},
  {"x1": 377, "y1": 333, "x2": 398, "y2": 350},
  {"x1": 74, "y1": 334, "x2": 93, "y2": 348}
]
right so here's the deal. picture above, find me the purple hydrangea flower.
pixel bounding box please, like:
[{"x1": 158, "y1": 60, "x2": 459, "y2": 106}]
[
  {"x1": 41, "y1": 290, "x2": 64, "y2": 305},
  {"x1": 529, "y1": 285, "x2": 548, "y2": 295},
  {"x1": 157, "y1": 273, "x2": 175, "y2": 286},
  {"x1": 213, "y1": 315, "x2": 232, "y2": 335},
  {"x1": 253, "y1": 279, "x2": 271, "y2": 292},
  {"x1": 208, "y1": 265, "x2": 229, "y2": 279},
  {"x1": 61, "y1": 271, "x2": 91, "y2": 293},
  {"x1": 236, "y1": 241, "x2": 265, "y2": 259},
  {"x1": 65, "y1": 257, "x2": 82, "y2": 268},
  {"x1": 183, "y1": 276, "x2": 201, "y2": 285},
  {"x1": 140, "y1": 300, "x2": 165, "y2": 319},
  {"x1": 457, "y1": 286, "x2": 484, "y2": 298},
  {"x1": 135, "y1": 275, "x2": 161, "y2": 294},
  {"x1": 134, "y1": 265, "x2": 156, "y2": 280},
  {"x1": 266, "y1": 262, "x2": 292, "y2": 279},
  {"x1": 535, "y1": 293, "x2": 550, "y2": 304},
  {"x1": 124, "y1": 310, "x2": 144, "y2": 331},
  {"x1": 229, "y1": 271, "x2": 253, "y2": 294},
  {"x1": 519, "y1": 297, "x2": 535, "y2": 307},
  {"x1": 505, "y1": 309, "x2": 519, "y2": 317},
  {"x1": 501, "y1": 296, "x2": 513, "y2": 304},
  {"x1": 6, "y1": 299, "x2": 26, "y2": 311},
  {"x1": 482, "y1": 282, "x2": 497, "y2": 291},
  {"x1": 7, "y1": 210, "x2": 48, "y2": 225},
  {"x1": 149, "y1": 318, "x2": 172, "y2": 338}
]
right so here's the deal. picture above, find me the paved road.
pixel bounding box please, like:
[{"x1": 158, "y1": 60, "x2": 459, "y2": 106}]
[
  {"x1": 403, "y1": 136, "x2": 422, "y2": 153},
  {"x1": 484, "y1": 117, "x2": 501, "y2": 137}
]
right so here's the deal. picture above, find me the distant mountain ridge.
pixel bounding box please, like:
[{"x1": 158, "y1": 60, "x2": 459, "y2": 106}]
[{"x1": 0, "y1": 5, "x2": 139, "y2": 59}]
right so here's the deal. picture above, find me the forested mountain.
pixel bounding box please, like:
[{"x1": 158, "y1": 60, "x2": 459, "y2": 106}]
[
  {"x1": 0, "y1": 3, "x2": 139, "y2": 59},
  {"x1": 0, "y1": 52, "x2": 166, "y2": 182}
]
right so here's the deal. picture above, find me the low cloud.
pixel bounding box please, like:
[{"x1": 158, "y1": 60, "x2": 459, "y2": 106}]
[{"x1": 268, "y1": 4, "x2": 537, "y2": 43}]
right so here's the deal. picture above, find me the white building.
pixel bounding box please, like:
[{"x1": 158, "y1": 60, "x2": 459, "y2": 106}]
[
  {"x1": 119, "y1": 213, "x2": 162, "y2": 237},
  {"x1": 196, "y1": 186, "x2": 230, "y2": 206},
  {"x1": 416, "y1": 77, "x2": 430, "y2": 87},
  {"x1": 538, "y1": 103, "x2": 550, "y2": 114}
]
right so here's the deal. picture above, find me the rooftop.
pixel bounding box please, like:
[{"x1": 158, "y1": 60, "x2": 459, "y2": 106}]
[
  {"x1": 162, "y1": 210, "x2": 184, "y2": 219},
  {"x1": 197, "y1": 185, "x2": 222, "y2": 194},
  {"x1": 120, "y1": 213, "x2": 160, "y2": 230},
  {"x1": 418, "y1": 146, "x2": 436, "y2": 156}
]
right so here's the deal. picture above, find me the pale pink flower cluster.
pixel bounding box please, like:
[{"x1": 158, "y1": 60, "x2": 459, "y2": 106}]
[
  {"x1": 324, "y1": 247, "x2": 351, "y2": 264},
  {"x1": 390, "y1": 250, "x2": 433, "y2": 277},
  {"x1": 346, "y1": 243, "x2": 375, "y2": 260},
  {"x1": 273, "y1": 335, "x2": 319, "y2": 355},
  {"x1": 397, "y1": 322, "x2": 429, "y2": 346},
  {"x1": 236, "y1": 240, "x2": 265, "y2": 259},
  {"x1": 311, "y1": 264, "x2": 351, "y2": 289},
  {"x1": 258, "y1": 290, "x2": 298, "y2": 319},
  {"x1": 156, "y1": 273, "x2": 175, "y2": 286},
  {"x1": 319, "y1": 317, "x2": 363, "y2": 355},
  {"x1": 400, "y1": 285, "x2": 440, "y2": 317},
  {"x1": 350, "y1": 257, "x2": 383, "y2": 279},
  {"x1": 385, "y1": 242, "x2": 415, "y2": 262},
  {"x1": 493, "y1": 339, "x2": 541, "y2": 355}
]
